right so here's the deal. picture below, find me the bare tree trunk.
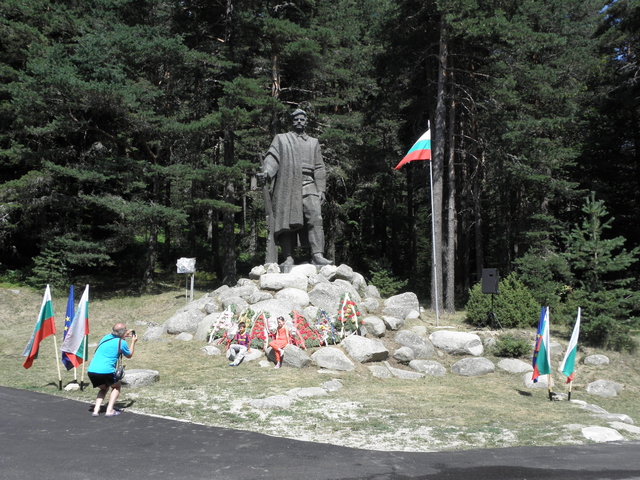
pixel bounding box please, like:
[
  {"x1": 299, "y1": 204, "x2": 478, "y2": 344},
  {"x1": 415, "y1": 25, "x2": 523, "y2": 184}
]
[
  {"x1": 431, "y1": 15, "x2": 447, "y2": 314},
  {"x1": 143, "y1": 175, "x2": 160, "y2": 285},
  {"x1": 474, "y1": 150, "x2": 485, "y2": 281},
  {"x1": 222, "y1": 128, "x2": 237, "y2": 286},
  {"x1": 445, "y1": 94, "x2": 457, "y2": 313}
]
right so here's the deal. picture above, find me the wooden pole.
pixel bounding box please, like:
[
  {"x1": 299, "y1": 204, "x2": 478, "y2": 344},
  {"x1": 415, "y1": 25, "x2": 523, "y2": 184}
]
[
  {"x1": 547, "y1": 374, "x2": 553, "y2": 401},
  {"x1": 52, "y1": 335, "x2": 62, "y2": 391},
  {"x1": 80, "y1": 335, "x2": 87, "y2": 390},
  {"x1": 568, "y1": 380, "x2": 573, "y2": 401}
]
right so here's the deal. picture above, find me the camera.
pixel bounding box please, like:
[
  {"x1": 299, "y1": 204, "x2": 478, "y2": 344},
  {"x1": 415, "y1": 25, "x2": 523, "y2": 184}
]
[{"x1": 131, "y1": 330, "x2": 136, "y2": 336}]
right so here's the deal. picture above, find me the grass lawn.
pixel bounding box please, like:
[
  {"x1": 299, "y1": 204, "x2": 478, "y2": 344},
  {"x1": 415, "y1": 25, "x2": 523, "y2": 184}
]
[{"x1": 2, "y1": 284, "x2": 639, "y2": 451}]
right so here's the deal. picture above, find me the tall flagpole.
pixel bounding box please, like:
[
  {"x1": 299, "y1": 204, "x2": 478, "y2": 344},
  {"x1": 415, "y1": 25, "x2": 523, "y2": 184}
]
[{"x1": 429, "y1": 158, "x2": 439, "y2": 327}]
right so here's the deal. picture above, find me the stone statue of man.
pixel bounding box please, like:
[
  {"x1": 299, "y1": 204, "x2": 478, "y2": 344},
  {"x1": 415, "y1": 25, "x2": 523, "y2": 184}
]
[{"x1": 257, "y1": 109, "x2": 333, "y2": 269}]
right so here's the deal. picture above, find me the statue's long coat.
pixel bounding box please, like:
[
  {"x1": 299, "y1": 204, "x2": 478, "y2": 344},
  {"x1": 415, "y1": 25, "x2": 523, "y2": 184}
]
[{"x1": 264, "y1": 132, "x2": 326, "y2": 240}]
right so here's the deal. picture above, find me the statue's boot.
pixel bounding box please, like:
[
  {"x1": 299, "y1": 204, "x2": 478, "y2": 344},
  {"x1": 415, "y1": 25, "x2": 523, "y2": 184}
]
[{"x1": 312, "y1": 253, "x2": 333, "y2": 266}]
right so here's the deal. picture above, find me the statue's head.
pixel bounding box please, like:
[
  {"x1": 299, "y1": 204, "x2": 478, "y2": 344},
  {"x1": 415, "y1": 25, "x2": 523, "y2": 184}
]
[{"x1": 291, "y1": 108, "x2": 307, "y2": 133}]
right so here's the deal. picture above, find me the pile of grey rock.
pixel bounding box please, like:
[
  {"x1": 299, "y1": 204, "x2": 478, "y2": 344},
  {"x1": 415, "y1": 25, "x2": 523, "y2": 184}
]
[{"x1": 138, "y1": 263, "x2": 628, "y2": 404}]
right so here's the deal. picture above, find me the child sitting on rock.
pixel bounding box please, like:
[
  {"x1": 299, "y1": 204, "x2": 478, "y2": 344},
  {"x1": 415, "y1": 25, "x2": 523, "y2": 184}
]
[
  {"x1": 269, "y1": 316, "x2": 290, "y2": 369},
  {"x1": 227, "y1": 322, "x2": 252, "y2": 366}
]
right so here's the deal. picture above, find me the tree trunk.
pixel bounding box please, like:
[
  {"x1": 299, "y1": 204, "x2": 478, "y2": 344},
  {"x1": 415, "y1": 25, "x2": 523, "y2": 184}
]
[
  {"x1": 222, "y1": 128, "x2": 237, "y2": 286},
  {"x1": 445, "y1": 94, "x2": 456, "y2": 313},
  {"x1": 431, "y1": 15, "x2": 446, "y2": 314}
]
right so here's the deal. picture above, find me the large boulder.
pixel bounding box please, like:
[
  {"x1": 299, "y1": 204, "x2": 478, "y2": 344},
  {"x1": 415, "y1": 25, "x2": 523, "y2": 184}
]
[
  {"x1": 394, "y1": 330, "x2": 435, "y2": 359},
  {"x1": 384, "y1": 362, "x2": 424, "y2": 380},
  {"x1": 308, "y1": 283, "x2": 342, "y2": 313},
  {"x1": 251, "y1": 299, "x2": 301, "y2": 326},
  {"x1": 219, "y1": 285, "x2": 258, "y2": 302},
  {"x1": 359, "y1": 297, "x2": 380, "y2": 314},
  {"x1": 281, "y1": 344, "x2": 312, "y2": 368},
  {"x1": 319, "y1": 265, "x2": 338, "y2": 280},
  {"x1": 342, "y1": 335, "x2": 389, "y2": 363},
  {"x1": 275, "y1": 288, "x2": 310, "y2": 308},
  {"x1": 311, "y1": 347, "x2": 355, "y2": 371},
  {"x1": 334, "y1": 264, "x2": 355, "y2": 282},
  {"x1": 408, "y1": 360, "x2": 446, "y2": 376},
  {"x1": 451, "y1": 357, "x2": 495, "y2": 376},
  {"x1": 221, "y1": 296, "x2": 248, "y2": 312},
  {"x1": 393, "y1": 346, "x2": 415, "y2": 363},
  {"x1": 122, "y1": 369, "x2": 159, "y2": 388},
  {"x1": 382, "y1": 292, "x2": 420, "y2": 319},
  {"x1": 290, "y1": 264, "x2": 318, "y2": 277},
  {"x1": 332, "y1": 279, "x2": 362, "y2": 304},
  {"x1": 382, "y1": 315, "x2": 404, "y2": 331},
  {"x1": 259, "y1": 273, "x2": 308, "y2": 291},
  {"x1": 362, "y1": 316, "x2": 386, "y2": 337},
  {"x1": 523, "y1": 372, "x2": 555, "y2": 389},
  {"x1": 429, "y1": 331, "x2": 483, "y2": 356},
  {"x1": 174, "y1": 295, "x2": 211, "y2": 314},
  {"x1": 497, "y1": 358, "x2": 533, "y2": 373},
  {"x1": 142, "y1": 326, "x2": 164, "y2": 341},
  {"x1": 586, "y1": 380, "x2": 623, "y2": 398},
  {"x1": 165, "y1": 309, "x2": 206, "y2": 335},
  {"x1": 584, "y1": 354, "x2": 610, "y2": 366}
]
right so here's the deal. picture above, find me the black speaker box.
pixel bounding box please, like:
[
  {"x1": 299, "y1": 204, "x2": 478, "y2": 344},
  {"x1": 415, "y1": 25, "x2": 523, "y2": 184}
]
[{"x1": 481, "y1": 268, "x2": 499, "y2": 294}]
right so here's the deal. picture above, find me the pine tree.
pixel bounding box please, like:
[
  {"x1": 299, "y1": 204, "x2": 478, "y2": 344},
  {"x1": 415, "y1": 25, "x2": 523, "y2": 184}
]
[{"x1": 563, "y1": 192, "x2": 640, "y2": 351}]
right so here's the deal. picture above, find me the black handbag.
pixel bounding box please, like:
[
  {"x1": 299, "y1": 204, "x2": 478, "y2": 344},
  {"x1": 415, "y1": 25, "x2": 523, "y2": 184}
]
[{"x1": 115, "y1": 339, "x2": 126, "y2": 381}]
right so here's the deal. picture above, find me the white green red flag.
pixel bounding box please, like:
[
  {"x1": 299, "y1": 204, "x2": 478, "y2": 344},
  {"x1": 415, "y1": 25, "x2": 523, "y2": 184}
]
[
  {"x1": 394, "y1": 125, "x2": 431, "y2": 170},
  {"x1": 60, "y1": 285, "x2": 89, "y2": 368},
  {"x1": 560, "y1": 307, "x2": 581, "y2": 383},
  {"x1": 532, "y1": 306, "x2": 551, "y2": 381},
  {"x1": 22, "y1": 285, "x2": 57, "y2": 369}
]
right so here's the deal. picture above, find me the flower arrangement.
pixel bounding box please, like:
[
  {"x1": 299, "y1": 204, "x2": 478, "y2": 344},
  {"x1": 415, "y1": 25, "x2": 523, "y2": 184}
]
[
  {"x1": 248, "y1": 310, "x2": 271, "y2": 350},
  {"x1": 336, "y1": 293, "x2": 362, "y2": 336},
  {"x1": 207, "y1": 305, "x2": 236, "y2": 343},
  {"x1": 290, "y1": 310, "x2": 323, "y2": 349},
  {"x1": 315, "y1": 309, "x2": 339, "y2": 345}
]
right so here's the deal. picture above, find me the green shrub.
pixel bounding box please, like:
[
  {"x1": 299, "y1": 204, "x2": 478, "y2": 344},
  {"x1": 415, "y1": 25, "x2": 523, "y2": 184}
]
[
  {"x1": 492, "y1": 334, "x2": 532, "y2": 358},
  {"x1": 466, "y1": 272, "x2": 540, "y2": 328},
  {"x1": 369, "y1": 268, "x2": 407, "y2": 298}
]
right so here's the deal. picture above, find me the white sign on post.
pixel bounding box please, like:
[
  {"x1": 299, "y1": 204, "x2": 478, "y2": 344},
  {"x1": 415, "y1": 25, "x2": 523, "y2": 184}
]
[{"x1": 176, "y1": 258, "x2": 196, "y2": 301}]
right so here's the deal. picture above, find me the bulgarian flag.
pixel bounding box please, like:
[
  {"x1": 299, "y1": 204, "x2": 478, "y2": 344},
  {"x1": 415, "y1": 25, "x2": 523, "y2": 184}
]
[
  {"x1": 394, "y1": 124, "x2": 431, "y2": 170},
  {"x1": 560, "y1": 307, "x2": 581, "y2": 383},
  {"x1": 531, "y1": 306, "x2": 551, "y2": 382},
  {"x1": 60, "y1": 285, "x2": 89, "y2": 368},
  {"x1": 22, "y1": 285, "x2": 56, "y2": 369}
]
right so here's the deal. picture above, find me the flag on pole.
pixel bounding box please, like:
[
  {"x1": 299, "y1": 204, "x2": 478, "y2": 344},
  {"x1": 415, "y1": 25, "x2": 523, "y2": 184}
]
[
  {"x1": 22, "y1": 285, "x2": 57, "y2": 369},
  {"x1": 61, "y1": 285, "x2": 75, "y2": 371},
  {"x1": 560, "y1": 307, "x2": 581, "y2": 383},
  {"x1": 532, "y1": 306, "x2": 551, "y2": 382},
  {"x1": 60, "y1": 285, "x2": 89, "y2": 368},
  {"x1": 394, "y1": 125, "x2": 431, "y2": 170}
]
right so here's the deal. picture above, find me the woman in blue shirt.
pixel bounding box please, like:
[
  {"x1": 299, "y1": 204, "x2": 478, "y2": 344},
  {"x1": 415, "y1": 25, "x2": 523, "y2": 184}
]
[{"x1": 88, "y1": 323, "x2": 137, "y2": 417}]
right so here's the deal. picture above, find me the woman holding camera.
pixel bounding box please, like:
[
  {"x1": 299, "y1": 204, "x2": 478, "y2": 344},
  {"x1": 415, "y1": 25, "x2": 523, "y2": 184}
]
[{"x1": 87, "y1": 323, "x2": 137, "y2": 417}]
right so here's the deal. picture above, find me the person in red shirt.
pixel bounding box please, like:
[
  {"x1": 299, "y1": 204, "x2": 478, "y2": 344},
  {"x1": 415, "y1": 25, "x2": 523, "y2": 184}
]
[{"x1": 269, "y1": 316, "x2": 290, "y2": 369}]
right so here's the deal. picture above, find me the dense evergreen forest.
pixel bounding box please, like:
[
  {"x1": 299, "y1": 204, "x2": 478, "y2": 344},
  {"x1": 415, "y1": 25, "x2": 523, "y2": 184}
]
[{"x1": 1, "y1": 0, "x2": 639, "y2": 340}]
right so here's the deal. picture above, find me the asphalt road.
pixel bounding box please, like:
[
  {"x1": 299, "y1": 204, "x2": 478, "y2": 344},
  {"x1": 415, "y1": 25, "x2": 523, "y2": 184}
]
[{"x1": 1, "y1": 386, "x2": 639, "y2": 480}]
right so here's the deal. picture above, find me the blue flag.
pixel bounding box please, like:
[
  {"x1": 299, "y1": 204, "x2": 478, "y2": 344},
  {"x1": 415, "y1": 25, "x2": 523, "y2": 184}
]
[{"x1": 61, "y1": 285, "x2": 75, "y2": 370}]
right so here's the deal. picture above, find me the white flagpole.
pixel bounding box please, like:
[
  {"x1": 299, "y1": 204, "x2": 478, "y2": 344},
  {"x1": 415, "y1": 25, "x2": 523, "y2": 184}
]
[{"x1": 429, "y1": 157, "x2": 439, "y2": 327}]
